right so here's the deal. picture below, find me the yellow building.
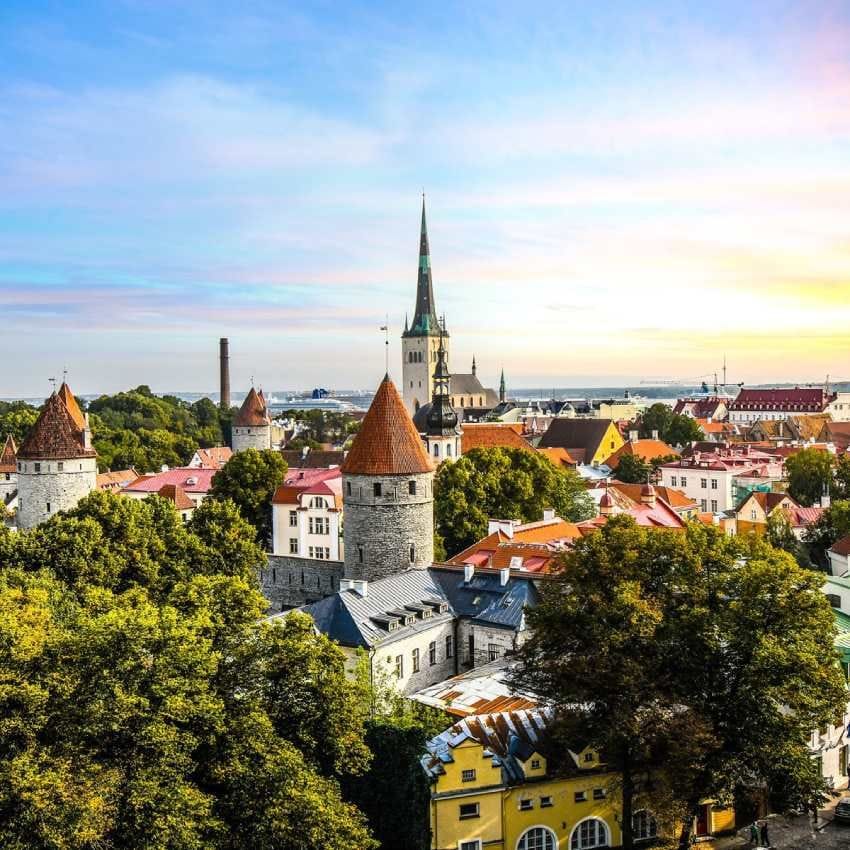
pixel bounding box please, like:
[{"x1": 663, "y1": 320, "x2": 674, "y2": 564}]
[
  {"x1": 423, "y1": 708, "x2": 735, "y2": 850},
  {"x1": 538, "y1": 419, "x2": 625, "y2": 467}
]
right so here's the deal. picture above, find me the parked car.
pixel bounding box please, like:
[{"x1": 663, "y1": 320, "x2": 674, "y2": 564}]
[{"x1": 834, "y1": 798, "x2": 850, "y2": 824}]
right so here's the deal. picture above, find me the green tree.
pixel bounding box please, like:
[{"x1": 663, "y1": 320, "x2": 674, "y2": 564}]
[
  {"x1": 434, "y1": 447, "x2": 595, "y2": 556},
  {"x1": 614, "y1": 454, "x2": 651, "y2": 483},
  {"x1": 638, "y1": 403, "x2": 703, "y2": 446},
  {"x1": 0, "y1": 491, "x2": 376, "y2": 850},
  {"x1": 207, "y1": 449, "x2": 287, "y2": 547},
  {"x1": 785, "y1": 447, "x2": 833, "y2": 507},
  {"x1": 0, "y1": 401, "x2": 39, "y2": 443},
  {"x1": 804, "y1": 499, "x2": 850, "y2": 564},
  {"x1": 832, "y1": 454, "x2": 850, "y2": 501},
  {"x1": 512, "y1": 517, "x2": 846, "y2": 850}
]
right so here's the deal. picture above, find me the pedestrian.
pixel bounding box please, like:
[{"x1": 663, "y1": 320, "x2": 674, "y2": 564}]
[
  {"x1": 760, "y1": 820, "x2": 770, "y2": 848},
  {"x1": 749, "y1": 821, "x2": 760, "y2": 847}
]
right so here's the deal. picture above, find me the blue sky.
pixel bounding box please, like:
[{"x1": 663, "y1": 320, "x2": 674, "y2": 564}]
[{"x1": 2, "y1": 1, "x2": 850, "y2": 396}]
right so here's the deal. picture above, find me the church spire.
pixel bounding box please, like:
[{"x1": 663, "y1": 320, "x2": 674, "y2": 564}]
[
  {"x1": 500, "y1": 368, "x2": 506, "y2": 403},
  {"x1": 472, "y1": 354, "x2": 477, "y2": 377},
  {"x1": 406, "y1": 194, "x2": 441, "y2": 337}
]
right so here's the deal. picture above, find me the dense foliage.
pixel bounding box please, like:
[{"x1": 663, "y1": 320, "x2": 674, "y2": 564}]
[
  {"x1": 638, "y1": 403, "x2": 703, "y2": 446},
  {"x1": 434, "y1": 447, "x2": 595, "y2": 556},
  {"x1": 280, "y1": 409, "x2": 360, "y2": 450},
  {"x1": 207, "y1": 449, "x2": 288, "y2": 547},
  {"x1": 0, "y1": 400, "x2": 39, "y2": 444},
  {"x1": 805, "y1": 499, "x2": 850, "y2": 565},
  {"x1": 88, "y1": 387, "x2": 228, "y2": 472},
  {"x1": 512, "y1": 517, "x2": 846, "y2": 850},
  {"x1": 0, "y1": 491, "x2": 376, "y2": 850},
  {"x1": 785, "y1": 446, "x2": 834, "y2": 507},
  {"x1": 614, "y1": 452, "x2": 678, "y2": 484}
]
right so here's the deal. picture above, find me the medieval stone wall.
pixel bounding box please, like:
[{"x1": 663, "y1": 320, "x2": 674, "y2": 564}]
[
  {"x1": 16, "y1": 457, "x2": 97, "y2": 529},
  {"x1": 232, "y1": 426, "x2": 271, "y2": 452},
  {"x1": 342, "y1": 471, "x2": 434, "y2": 582},
  {"x1": 261, "y1": 554, "x2": 344, "y2": 611}
]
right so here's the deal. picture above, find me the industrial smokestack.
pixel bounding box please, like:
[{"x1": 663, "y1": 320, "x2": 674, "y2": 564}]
[{"x1": 219, "y1": 338, "x2": 231, "y2": 410}]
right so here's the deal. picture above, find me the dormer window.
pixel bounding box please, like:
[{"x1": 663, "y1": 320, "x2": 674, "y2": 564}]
[{"x1": 531, "y1": 759, "x2": 541, "y2": 770}]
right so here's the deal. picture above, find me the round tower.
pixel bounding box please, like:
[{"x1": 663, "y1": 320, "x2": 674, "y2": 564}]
[
  {"x1": 16, "y1": 383, "x2": 97, "y2": 530},
  {"x1": 232, "y1": 387, "x2": 272, "y2": 452},
  {"x1": 342, "y1": 375, "x2": 435, "y2": 582}
]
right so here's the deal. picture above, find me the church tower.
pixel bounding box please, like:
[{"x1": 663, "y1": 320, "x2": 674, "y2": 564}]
[
  {"x1": 424, "y1": 333, "x2": 461, "y2": 463},
  {"x1": 16, "y1": 383, "x2": 97, "y2": 530},
  {"x1": 342, "y1": 375, "x2": 435, "y2": 582},
  {"x1": 402, "y1": 197, "x2": 448, "y2": 415}
]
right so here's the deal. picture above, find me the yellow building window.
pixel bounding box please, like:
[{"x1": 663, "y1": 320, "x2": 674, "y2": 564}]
[
  {"x1": 458, "y1": 802, "x2": 479, "y2": 820},
  {"x1": 461, "y1": 769, "x2": 476, "y2": 783}
]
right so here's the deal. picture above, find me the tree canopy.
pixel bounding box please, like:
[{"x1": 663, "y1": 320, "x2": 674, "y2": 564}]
[
  {"x1": 434, "y1": 447, "x2": 595, "y2": 557},
  {"x1": 0, "y1": 491, "x2": 376, "y2": 850},
  {"x1": 638, "y1": 403, "x2": 703, "y2": 446},
  {"x1": 785, "y1": 447, "x2": 833, "y2": 507},
  {"x1": 0, "y1": 400, "x2": 39, "y2": 444},
  {"x1": 207, "y1": 449, "x2": 287, "y2": 547},
  {"x1": 512, "y1": 517, "x2": 846, "y2": 850}
]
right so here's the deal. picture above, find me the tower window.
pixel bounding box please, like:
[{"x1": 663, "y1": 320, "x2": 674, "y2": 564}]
[
  {"x1": 57, "y1": 462, "x2": 63, "y2": 472},
  {"x1": 346, "y1": 481, "x2": 351, "y2": 496},
  {"x1": 46, "y1": 502, "x2": 51, "y2": 513},
  {"x1": 358, "y1": 546, "x2": 364, "y2": 563},
  {"x1": 373, "y1": 482, "x2": 382, "y2": 497},
  {"x1": 409, "y1": 543, "x2": 416, "y2": 562},
  {"x1": 34, "y1": 463, "x2": 41, "y2": 473},
  {"x1": 408, "y1": 481, "x2": 417, "y2": 495},
  {"x1": 433, "y1": 443, "x2": 440, "y2": 457},
  {"x1": 447, "y1": 443, "x2": 453, "y2": 457}
]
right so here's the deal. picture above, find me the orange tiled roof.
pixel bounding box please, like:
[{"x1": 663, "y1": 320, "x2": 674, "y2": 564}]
[
  {"x1": 57, "y1": 382, "x2": 86, "y2": 430},
  {"x1": 157, "y1": 483, "x2": 195, "y2": 510},
  {"x1": 604, "y1": 438, "x2": 678, "y2": 469},
  {"x1": 96, "y1": 468, "x2": 138, "y2": 490},
  {"x1": 462, "y1": 424, "x2": 533, "y2": 454},
  {"x1": 537, "y1": 447, "x2": 577, "y2": 467},
  {"x1": 0, "y1": 434, "x2": 17, "y2": 473},
  {"x1": 610, "y1": 482, "x2": 696, "y2": 510},
  {"x1": 234, "y1": 387, "x2": 270, "y2": 428},
  {"x1": 341, "y1": 376, "x2": 434, "y2": 476},
  {"x1": 194, "y1": 446, "x2": 233, "y2": 468},
  {"x1": 17, "y1": 391, "x2": 96, "y2": 460}
]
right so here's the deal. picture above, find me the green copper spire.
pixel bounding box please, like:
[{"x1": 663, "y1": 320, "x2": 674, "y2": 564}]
[
  {"x1": 405, "y1": 195, "x2": 442, "y2": 337},
  {"x1": 499, "y1": 368, "x2": 506, "y2": 403}
]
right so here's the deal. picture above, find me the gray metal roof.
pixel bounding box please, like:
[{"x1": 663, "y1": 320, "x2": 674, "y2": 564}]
[
  {"x1": 300, "y1": 569, "x2": 454, "y2": 648},
  {"x1": 430, "y1": 566, "x2": 537, "y2": 630}
]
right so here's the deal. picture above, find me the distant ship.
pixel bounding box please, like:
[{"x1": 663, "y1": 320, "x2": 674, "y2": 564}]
[{"x1": 267, "y1": 394, "x2": 358, "y2": 412}]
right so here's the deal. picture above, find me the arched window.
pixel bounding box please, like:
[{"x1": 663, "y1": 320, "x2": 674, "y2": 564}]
[
  {"x1": 633, "y1": 810, "x2": 658, "y2": 842},
  {"x1": 518, "y1": 827, "x2": 556, "y2": 850},
  {"x1": 571, "y1": 818, "x2": 608, "y2": 849},
  {"x1": 446, "y1": 443, "x2": 453, "y2": 457},
  {"x1": 433, "y1": 443, "x2": 440, "y2": 457}
]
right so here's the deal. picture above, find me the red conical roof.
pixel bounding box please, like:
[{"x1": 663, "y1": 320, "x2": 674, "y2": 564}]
[
  {"x1": 342, "y1": 376, "x2": 434, "y2": 476},
  {"x1": 18, "y1": 393, "x2": 96, "y2": 460},
  {"x1": 234, "y1": 387, "x2": 270, "y2": 427},
  {"x1": 0, "y1": 434, "x2": 17, "y2": 473},
  {"x1": 57, "y1": 382, "x2": 86, "y2": 430}
]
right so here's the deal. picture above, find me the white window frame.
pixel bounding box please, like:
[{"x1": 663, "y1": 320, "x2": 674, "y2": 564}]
[
  {"x1": 516, "y1": 826, "x2": 557, "y2": 850},
  {"x1": 570, "y1": 817, "x2": 610, "y2": 850}
]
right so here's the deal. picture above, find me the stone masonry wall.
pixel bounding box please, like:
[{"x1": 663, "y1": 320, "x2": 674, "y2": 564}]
[
  {"x1": 342, "y1": 471, "x2": 434, "y2": 582},
  {"x1": 16, "y1": 457, "x2": 97, "y2": 529},
  {"x1": 0, "y1": 473, "x2": 17, "y2": 506},
  {"x1": 261, "y1": 554, "x2": 344, "y2": 611},
  {"x1": 232, "y1": 426, "x2": 271, "y2": 452}
]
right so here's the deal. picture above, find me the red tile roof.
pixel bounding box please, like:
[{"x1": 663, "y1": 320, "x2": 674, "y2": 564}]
[
  {"x1": 234, "y1": 387, "x2": 270, "y2": 427},
  {"x1": 17, "y1": 390, "x2": 96, "y2": 460},
  {"x1": 157, "y1": 483, "x2": 195, "y2": 510},
  {"x1": 124, "y1": 467, "x2": 217, "y2": 494},
  {"x1": 0, "y1": 434, "x2": 17, "y2": 473},
  {"x1": 604, "y1": 439, "x2": 678, "y2": 469},
  {"x1": 729, "y1": 387, "x2": 832, "y2": 412},
  {"x1": 831, "y1": 534, "x2": 850, "y2": 557},
  {"x1": 273, "y1": 467, "x2": 342, "y2": 507},
  {"x1": 57, "y1": 382, "x2": 86, "y2": 430},
  {"x1": 610, "y1": 482, "x2": 696, "y2": 510},
  {"x1": 96, "y1": 468, "x2": 138, "y2": 490},
  {"x1": 193, "y1": 446, "x2": 233, "y2": 468},
  {"x1": 673, "y1": 397, "x2": 728, "y2": 418},
  {"x1": 462, "y1": 424, "x2": 534, "y2": 454},
  {"x1": 341, "y1": 376, "x2": 433, "y2": 476},
  {"x1": 537, "y1": 447, "x2": 578, "y2": 467}
]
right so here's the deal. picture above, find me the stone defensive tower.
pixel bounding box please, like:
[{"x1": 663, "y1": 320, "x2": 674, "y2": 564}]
[
  {"x1": 342, "y1": 375, "x2": 435, "y2": 582},
  {"x1": 231, "y1": 387, "x2": 272, "y2": 452},
  {"x1": 16, "y1": 382, "x2": 97, "y2": 530},
  {"x1": 402, "y1": 196, "x2": 449, "y2": 414}
]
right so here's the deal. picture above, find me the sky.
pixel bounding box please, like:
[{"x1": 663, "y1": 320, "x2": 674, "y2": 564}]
[{"x1": 2, "y1": 1, "x2": 850, "y2": 397}]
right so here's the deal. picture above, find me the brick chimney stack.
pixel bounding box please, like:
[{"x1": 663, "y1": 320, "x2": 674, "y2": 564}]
[{"x1": 219, "y1": 338, "x2": 231, "y2": 410}]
